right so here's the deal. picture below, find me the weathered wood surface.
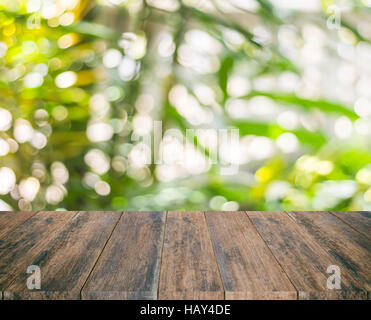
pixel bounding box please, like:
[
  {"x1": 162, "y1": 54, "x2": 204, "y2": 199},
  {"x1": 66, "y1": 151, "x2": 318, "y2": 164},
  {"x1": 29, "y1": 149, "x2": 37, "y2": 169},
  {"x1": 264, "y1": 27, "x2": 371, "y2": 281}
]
[
  {"x1": 82, "y1": 212, "x2": 165, "y2": 300},
  {"x1": 4, "y1": 211, "x2": 121, "y2": 300},
  {"x1": 0, "y1": 211, "x2": 369, "y2": 300},
  {"x1": 332, "y1": 211, "x2": 371, "y2": 240},
  {"x1": 248, "y1": 211, "x2": 367, "y2": 300},
  {"x1": 159, "y1": 212, "x2": 224, "y2": 300},
  {"x1": 0, "y1": 212, "x2": 37, "y2": 240},
  {"x1": 205, "y1": 211, "x2": 296, "y2": 300},
  {"x1": 0, "y1": 211, "x2": 76, "y2": 298},
  {"x1": 288, "y1": 211, "x2": 371, "y2": 295}
]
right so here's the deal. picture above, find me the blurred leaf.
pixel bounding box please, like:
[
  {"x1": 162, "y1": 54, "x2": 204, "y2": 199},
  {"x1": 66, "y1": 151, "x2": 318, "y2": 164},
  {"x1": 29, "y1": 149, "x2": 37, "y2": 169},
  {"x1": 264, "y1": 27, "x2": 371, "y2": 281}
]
[
  {"x1": 232, "y1": 120, "x2": 327, "y2": 147},
  {"x1": 64, "y1": 21, "x2": 117, "y2": 41},
  {"x1": 246, "y1": 92, "x2": 358, "y2": 120},
  {"x1": 218, "y1": 56, "x2": 234, "y2": 103}
]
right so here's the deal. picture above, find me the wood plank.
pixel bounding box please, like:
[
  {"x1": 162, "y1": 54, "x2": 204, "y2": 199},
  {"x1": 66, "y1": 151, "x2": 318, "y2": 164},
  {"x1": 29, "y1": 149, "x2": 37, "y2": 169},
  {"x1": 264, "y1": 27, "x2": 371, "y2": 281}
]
[
  {"x1": 248, "y1": 211, "x2": 367, "y2": 300},
  {"x1": 0, "y1": 211, "x2": 76, "y2": 298},
  {"x1": 0, "y1": 211, "x2": 37, "y2": 240},
  {"x1": 332, "y1": 211, "x2": 371, "y2": 240},
  {"x1": 158, "y1": 212, "x2": 224, "y2": 300},
  {"x1": 205, "y1": 211, "x2": 297, "y2": 300},
  {"x1": 288, "y1": 211, "x2": 371, "y2": 295},
  {"x1": 82, "y1": 211, "x2": 165, "y2": 300},
  {"x1": 4, "y1": 211, "x2": 121, "y2": 300}
]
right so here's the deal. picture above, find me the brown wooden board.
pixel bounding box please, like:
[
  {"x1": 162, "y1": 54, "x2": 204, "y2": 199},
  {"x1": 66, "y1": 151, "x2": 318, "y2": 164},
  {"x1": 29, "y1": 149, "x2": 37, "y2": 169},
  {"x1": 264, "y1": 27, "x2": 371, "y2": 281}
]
[
  {"x1": 82, "y1": 211, "x2": 165, "y2": 300},
  {"x1": 248, "y1": 211, "x2": 367, "y2": 300},
  {"x1": 0, "y1": 211, "x2": 76, "y2": 299},
  {"x1": 332, "y1": 211, "x2": 371, "y2": 240},
  {"x1": 158, "y1": 212, "x2": 224, "y2": 300},
  {"x1": 4, "y1": 211, "x2": 121, "y2": 300},
  {"x1": 287, "y1": 211, "x2": 371, "y2": 296},
  {"x1": 205, "y1": 211, "x2": 297, "y2": 299},
  {"x1": 0, "y1": 211, "x2": 37, "y2": 240},
  {"x1": 1, "y1": 211, "x2": 369, "y2": 301}
]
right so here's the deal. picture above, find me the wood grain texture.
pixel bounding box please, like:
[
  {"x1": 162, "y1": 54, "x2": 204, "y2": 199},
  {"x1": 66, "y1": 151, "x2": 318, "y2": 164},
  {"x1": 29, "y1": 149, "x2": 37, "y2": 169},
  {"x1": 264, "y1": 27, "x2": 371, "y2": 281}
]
[
  {"x1": 205, "y1": 211, "x2": 297, "y2": 300},
  {"x1": 0, "y1": 211, "x2": 37, "y2": 240},
  {"x1": 287, "y1": 211, "x2": 371, "y2": 295},
  {"x1": 4, "y1": 211, "x2": 121, "y2": 300},
  {"x1": 1, "y1": 211, "x2": 369, "y2": 300},
  {"x1": 0, "y1": 211, "x2": 76, "y2": 297},
  {"x1": 331, "y1": 211, "x2": 371, "y2": 240},
  {"x1": 82, "y1": 211, "x2": 166, "y2": 300},
  {"x1": 159, "y1": 212, "x2": 223, "y2": 300},
  {"x1": 248, "y1": 211, "x2": 367, "y2": 300}
]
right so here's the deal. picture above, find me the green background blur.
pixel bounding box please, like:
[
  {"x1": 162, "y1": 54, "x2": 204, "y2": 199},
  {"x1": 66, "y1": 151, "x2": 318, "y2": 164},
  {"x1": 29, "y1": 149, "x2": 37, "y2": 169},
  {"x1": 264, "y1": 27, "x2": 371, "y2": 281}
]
[{"x1": 0, "y1": 0, "x2": 371, "y2": 212}]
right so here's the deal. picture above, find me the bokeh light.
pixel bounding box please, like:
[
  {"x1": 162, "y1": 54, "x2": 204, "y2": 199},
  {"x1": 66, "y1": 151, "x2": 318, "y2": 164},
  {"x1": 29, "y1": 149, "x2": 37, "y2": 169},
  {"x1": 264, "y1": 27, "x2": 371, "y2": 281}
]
[{"x1": 0, "y1": 0, "x2": 371, "y2": 211}]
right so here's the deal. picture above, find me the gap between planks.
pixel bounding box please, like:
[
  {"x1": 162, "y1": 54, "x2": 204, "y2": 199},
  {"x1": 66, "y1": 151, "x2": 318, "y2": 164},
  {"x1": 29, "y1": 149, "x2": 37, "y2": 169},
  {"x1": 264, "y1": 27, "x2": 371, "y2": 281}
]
[
  {"x1": 79, "y1": 211, "x2": 124, "y2": 299},
  {"x1": 251, "y1": 211, "x2": 367, "y2": 299},
  {"x1": 206, "y1": 211, "x2": 297, "y2": 299},
  {"x1": 245, "y1": 211, "x2": 299, "y2": 300},
  {"x1": 82, "y1": 211, "x2": 166, "y2": 299},
  {"x1": 0, "y1": 211, "x2": 79, "y2": 299},
  {"x1": 3, "y1": 211, "x2": 121, "y2": 299},
  {"x1": 156, "y1": 210, "x2": 168, "y2": 300},
  {"x1": 204, "y1": 212, "x2": 226, "y2": 300},
  {"x1": 0, "y1": 211, "x2": 39, "y2": 240},
  {"x1": 284, "y1": 211, "x2": 370, "y2": 297},
  {"x1": 330, "y1": 211, "x2": 371, "y2": 241}
]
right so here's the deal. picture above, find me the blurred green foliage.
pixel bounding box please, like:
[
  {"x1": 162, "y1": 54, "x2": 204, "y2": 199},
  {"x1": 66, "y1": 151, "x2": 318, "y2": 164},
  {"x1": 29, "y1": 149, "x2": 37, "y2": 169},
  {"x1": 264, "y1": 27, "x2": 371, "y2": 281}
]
[{"x1": 0, "y1": 0, "x2": 371, "y2": 212}]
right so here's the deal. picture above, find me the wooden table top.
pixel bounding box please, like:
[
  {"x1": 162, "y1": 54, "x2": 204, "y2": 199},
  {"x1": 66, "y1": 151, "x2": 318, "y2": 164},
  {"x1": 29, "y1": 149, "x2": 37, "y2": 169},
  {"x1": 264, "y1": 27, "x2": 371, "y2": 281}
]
[{"x1": 0, "y1": 211, "x2": 370, "y2": 300}]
